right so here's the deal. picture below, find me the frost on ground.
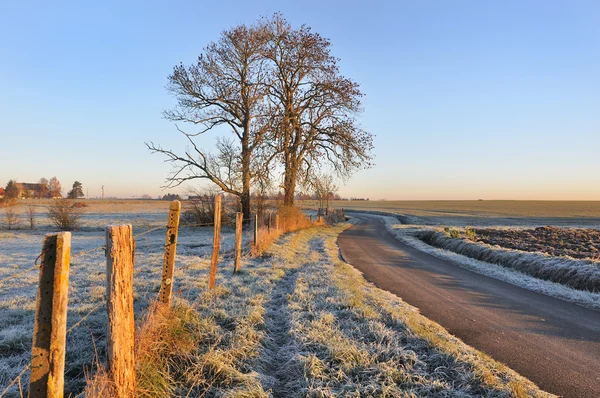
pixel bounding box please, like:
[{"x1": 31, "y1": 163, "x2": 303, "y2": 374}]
[
  {"x1": 0, "y1": 212, "x2": 247, "y2": 397},
  {"x1": 374, "y1": 215, "x2": 600, "y2": 312},
  {"x1": 2, "y1": 220, "x2": 552, "y2": 397},
  {"x1": 103, "y1": 225, "x2": 550, "y2": 397},
  {"x1": 416, "y1": 228, "x2": 600, "y2": 292}
]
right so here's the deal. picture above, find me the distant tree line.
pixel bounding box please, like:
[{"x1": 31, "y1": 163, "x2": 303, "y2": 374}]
[{"x1": 147, "y1": 13, "x2": 374, "y2": 221}]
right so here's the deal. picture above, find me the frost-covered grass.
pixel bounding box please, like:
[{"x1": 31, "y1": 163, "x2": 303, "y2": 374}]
[
  {"x1": 90, "y1": 224, "x2": 550, "y2": 397},
  {"x1": 1, "y1": 209, "x2": 553, "y2": 397},
  {"x1": 0, "y1": 211, "x2": 248, "y2": 397},
  {"x1": 416, "y1": 228, "x2": 600, "y2": 292},
  {"x1": 377, "y1": 216, "x2": 600, "y2": 311}
]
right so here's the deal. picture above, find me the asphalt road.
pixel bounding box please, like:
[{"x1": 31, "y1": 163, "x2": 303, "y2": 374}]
[{"x1": 337, "y1": 214, "x2": 600, "y2": 398}]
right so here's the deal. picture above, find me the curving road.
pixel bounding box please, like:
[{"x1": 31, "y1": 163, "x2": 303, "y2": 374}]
[{"x1": 337, "y1": 214, "x2": 600, "y2": 398}]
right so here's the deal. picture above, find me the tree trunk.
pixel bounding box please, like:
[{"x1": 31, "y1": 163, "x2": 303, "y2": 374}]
[
  {"x1": 241, "y1": 124, "x2": 252, "y2": 222},
  {"x1": 283, "y1": 167, "x2": 297, "y2": 207}
]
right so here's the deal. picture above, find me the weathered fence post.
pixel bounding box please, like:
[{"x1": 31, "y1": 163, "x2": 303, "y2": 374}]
[
  {"x1": 29, "y1": 232, "x2": 71, "y2": 398},
  {"x1": 234, "y1": 212, "x2": 243, "y2": 273},
  {"x1": 209, "y1": 195, "x2": 222, "y2": 289},
  {"x1": 267, "y1": 213, "x2": 271, "y2": 233},
  {"x1": 253, "y1": 213, "x2": 258, "y2": 247},
  {"x1": 159, "y1": 200, "x2": 181, "y2": 306},
  {"x1": 106, "y1": 225, "x2": 135, "y2": 398},
  {"x1": 275, "y1": 214, "x2": 280, "y2": 234}
]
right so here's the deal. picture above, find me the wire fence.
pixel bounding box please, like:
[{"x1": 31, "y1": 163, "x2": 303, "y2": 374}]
[{"x1": 0, "y1": 208, "x2": 282, "y2": 396}]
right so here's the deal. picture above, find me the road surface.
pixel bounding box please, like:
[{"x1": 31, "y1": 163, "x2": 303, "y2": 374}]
[{"x1": 337, "y1": 214, "x2": 600, "y2": 398}]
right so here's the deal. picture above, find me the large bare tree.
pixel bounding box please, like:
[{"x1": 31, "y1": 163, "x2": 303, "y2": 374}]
[
  {"x1": 262, "y1": 15, "x2": 374, "y2": 206},
  {"x1": 147, "y1": 23, "x2": 270, "y2": 220}
]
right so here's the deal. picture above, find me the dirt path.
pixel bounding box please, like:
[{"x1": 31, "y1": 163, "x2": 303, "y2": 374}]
[{"x1": 338, "y1": 214, "x2": 600, "y2": 398}]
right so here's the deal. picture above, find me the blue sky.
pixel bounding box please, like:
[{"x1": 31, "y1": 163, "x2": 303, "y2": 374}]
[{"x1": 1, "y1": 1, "x2": 598, "y2": 199}]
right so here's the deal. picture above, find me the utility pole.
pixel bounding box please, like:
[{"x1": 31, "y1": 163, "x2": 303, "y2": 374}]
[{"x1": 102, "y1": 185, "x2": 104, "y2": 200}]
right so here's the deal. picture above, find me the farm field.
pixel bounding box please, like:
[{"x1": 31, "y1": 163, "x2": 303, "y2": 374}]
[
  {"x1": 304, "y1": 200, "x2": 600, "y2": 227},
  {"x1": 0, "y1": 205, "x2": 551, "y2": 397}
]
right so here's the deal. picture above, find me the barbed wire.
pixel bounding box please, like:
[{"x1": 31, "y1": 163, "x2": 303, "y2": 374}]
[
  {"x1": 0, "y1": 214, "x2": 259, "y2": 395},
  {"x1": 0, "y1": 265, "x2": 39, "y2": 284},
  {"x1": 0, "y1": 362, "x2": 32, "y2": 397},
  {"x1": 72, "y1": 245, "x2": 105, "y2": 258},
  {"x1": 66, "y1": 302, "x2": 105, "y2": 335},
  {"x1": 134, "y1": 224, "x2": 167, "y2": 239}
]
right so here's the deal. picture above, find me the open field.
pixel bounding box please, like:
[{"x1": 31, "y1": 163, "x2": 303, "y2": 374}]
[
  {"x1": 0, "y1": 207, "x2": 551, "y2": 397},
  {"x1": 302, "y1": 200, "x2": 600, "y2": 227},
  {"x1": 1, "y1": 199, "x2": 172, "y2": 215},
  {"x1": 0, "y1": 210, "x2": 248, "y2": 396},
  {"x1": 473, "y1": 226, "x2": 600, "y2": 260}
]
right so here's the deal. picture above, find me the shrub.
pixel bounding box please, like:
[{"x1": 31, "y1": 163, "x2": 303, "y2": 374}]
[
  {"x1": 3, "y1": 207, "x2": 20, "y2": 230},
  {"x1": 27, "y1": 205, "x2": 36, "y2": 230},
  {"x1": 47, "y1": 200, "x2": 85, "y2": 231},
  {"x1": 182, "y1": 194, "x2": 232, "y2": 226}
]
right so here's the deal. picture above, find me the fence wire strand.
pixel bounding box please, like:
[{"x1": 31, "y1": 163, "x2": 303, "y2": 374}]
[
  {"x1": 0, "y1": 363, "x2": 32, "y2": 397},
  {"x1": 0, "y1": 265, "x2": 39, "y2": 284},
  {"x1": 66, "y1": 302, "x2": 105, "y2": 335}
]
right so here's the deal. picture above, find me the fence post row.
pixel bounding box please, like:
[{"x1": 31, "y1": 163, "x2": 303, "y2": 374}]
[
  {"x1": 159, "y1": 200, "x2": 181, "y2": 305},
  {"x1": 29, "y1": 232, "x2": 71, "y2": 398},
  {"x1": 234, "y1": 212, "x2": 243, "y2": 273},
  {"x1": 209, "y1": 195, "x2": 222, "y2": 289},
  {"x1": 105, "y1": 225, "x2": 136, "y2": 397}
]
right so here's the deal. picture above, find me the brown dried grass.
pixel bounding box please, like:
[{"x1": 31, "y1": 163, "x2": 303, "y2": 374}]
[{"x1": 251, "y1": 206, "x2": 323, "y2": 256}]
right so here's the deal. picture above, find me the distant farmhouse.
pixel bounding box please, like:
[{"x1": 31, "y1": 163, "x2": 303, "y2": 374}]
[{"x1": 14, "y1": 183, "x2": 60, "y2": 199}]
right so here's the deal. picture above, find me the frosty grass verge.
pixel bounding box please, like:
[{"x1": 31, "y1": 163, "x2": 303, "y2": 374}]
[
  {"x1": 365, "y1": 212, "x2": 600, "y2": 311},
  {"x1": 1, "y1": 220, "x2": 551, "y2": 396}
]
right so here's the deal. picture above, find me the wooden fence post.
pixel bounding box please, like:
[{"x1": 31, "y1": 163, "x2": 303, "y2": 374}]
[
  {"x1": 208, "y1": 195, "x2": 222, "y2": 289},
  {"x1": 106, "y1": 225, "x2": 135, "y2": 398},
  {"x1": 158, "y1": 200, "x2": 181, "y2": 306},
  {"x1": 234, "y1": 212, "x2": 243, "y2": 273},
  {"x1": 275, "y1": 214, "x2": 280, "y2": 234},
  {"x1": 253, "y1": 213, "x2": 258, "y2": 247},
  {"x1": 267, "y1": 213, "x2": 271, "y2": 233},
  {"x1": 29, "y1": 232, "x2": 71, "y2": 398}
]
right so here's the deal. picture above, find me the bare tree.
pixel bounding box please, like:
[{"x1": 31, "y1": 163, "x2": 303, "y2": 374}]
[
  {"x1": 147, "y1": 22, "x2": 271, "y2": 221},
  {"x1": 27, "y1": 205, "x2": 36, "y2": 229},
  {"x1": 4, "y1": 207, "x2": 20, "y2": 230},
  {"x1": 48, "y1": 176, "x2": 62, "y2": 198},
  {"x1": 38, "y1": 177, "x2": 50, "y2": 199},
  {"x1": 309, "y1": 173, "x2": 338, "y2": 212},
  {"x1": 47, "y1": 200, "x2": 84, "y2": 231},
  {"x1": 262, "y1": 14, "x2": 374, "y2": 206}
]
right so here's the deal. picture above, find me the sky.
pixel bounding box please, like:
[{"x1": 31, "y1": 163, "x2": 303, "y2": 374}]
[{"x1": 1, "y1": 0, "x2": 598, "y2": 200}]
